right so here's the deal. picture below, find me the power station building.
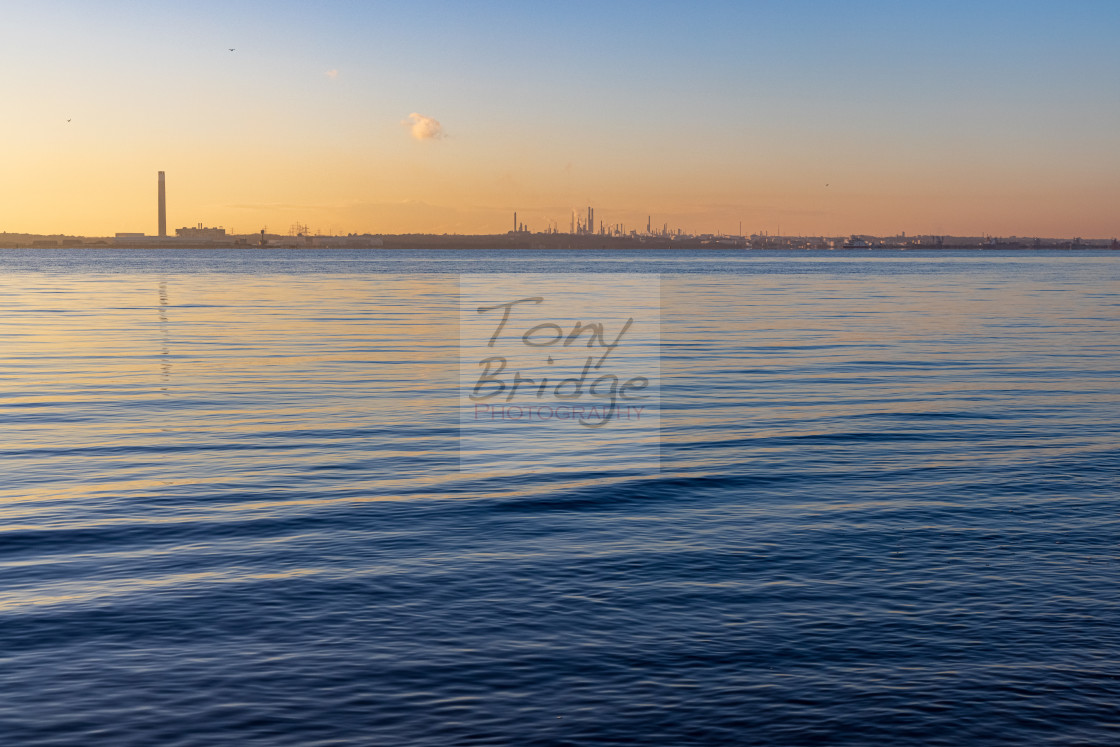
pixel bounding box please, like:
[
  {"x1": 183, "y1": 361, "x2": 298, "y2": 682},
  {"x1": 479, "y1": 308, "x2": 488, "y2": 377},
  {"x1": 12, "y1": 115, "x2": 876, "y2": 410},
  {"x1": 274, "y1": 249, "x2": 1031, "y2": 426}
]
[{"x1": 175, "y1": 223, "x2": 227, "y2": 240}]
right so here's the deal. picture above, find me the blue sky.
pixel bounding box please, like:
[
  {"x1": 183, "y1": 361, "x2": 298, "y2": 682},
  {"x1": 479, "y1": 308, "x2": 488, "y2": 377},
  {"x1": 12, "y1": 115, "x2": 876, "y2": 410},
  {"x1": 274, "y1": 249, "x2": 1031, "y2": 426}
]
[{"x1": 3, "y1": 0, "x2": 1118, "y2": 236}]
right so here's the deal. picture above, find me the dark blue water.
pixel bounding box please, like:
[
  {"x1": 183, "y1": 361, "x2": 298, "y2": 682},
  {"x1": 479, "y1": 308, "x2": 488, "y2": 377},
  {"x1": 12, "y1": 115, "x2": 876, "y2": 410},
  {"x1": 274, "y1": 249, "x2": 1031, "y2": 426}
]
[{"x1": 1, "y1": 248, "x2": 1118, "y2": 745}]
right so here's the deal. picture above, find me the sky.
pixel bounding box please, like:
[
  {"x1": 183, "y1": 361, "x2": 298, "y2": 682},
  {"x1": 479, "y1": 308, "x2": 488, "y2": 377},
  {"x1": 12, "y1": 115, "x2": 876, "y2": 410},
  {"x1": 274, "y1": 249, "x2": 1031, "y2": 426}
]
[{"x1": 2, "y1": 0, "x2": 1119, "y2": 238}]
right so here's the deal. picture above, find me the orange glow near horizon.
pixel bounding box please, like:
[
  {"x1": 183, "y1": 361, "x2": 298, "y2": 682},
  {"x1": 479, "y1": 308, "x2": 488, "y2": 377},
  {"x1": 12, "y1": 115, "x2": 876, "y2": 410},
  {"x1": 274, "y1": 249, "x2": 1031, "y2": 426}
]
[
  {"x1": 6, "y1": 153, "x2": 1118, "y2": 239},
  {"x1": 2, "y1": 3, "x2": 1119, "y2": 239}
]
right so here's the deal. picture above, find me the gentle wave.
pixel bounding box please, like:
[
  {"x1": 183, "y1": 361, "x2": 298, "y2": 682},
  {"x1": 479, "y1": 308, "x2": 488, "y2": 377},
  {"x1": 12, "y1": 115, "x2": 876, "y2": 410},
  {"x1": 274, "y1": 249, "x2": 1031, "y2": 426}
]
[{"x1": 1, "y1": 249, "x2": 1118, "y2": 745}]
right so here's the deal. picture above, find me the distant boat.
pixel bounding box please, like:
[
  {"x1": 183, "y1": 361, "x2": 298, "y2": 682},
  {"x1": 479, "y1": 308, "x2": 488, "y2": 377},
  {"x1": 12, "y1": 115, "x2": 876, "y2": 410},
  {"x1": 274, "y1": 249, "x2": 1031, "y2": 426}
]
[{"x1": 842, "y1": 236, "x2": 871, "y2": 249}]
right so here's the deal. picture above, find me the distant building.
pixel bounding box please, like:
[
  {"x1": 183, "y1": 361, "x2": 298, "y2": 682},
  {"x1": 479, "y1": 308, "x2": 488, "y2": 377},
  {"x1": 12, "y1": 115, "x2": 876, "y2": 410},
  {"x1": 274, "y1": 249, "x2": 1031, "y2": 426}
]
[
  {"x1": 115, "y1": 232, "x2": 146, "y2": 238},
  {"x1": 175, "y1": 224, "x2": 227, "y2": 240}
]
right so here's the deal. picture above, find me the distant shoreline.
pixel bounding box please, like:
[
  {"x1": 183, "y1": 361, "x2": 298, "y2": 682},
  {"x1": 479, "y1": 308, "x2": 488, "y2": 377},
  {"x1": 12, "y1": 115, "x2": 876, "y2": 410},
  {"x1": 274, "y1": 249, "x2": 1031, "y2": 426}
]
[{"x1": 1, "y1": 234, "x2": 1117, "y2": 251}]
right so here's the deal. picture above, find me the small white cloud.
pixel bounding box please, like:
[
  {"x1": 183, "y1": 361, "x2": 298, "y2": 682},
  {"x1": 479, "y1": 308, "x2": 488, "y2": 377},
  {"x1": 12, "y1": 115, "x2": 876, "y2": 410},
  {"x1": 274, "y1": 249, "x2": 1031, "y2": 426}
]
[
  {"x1": 325, "y1": 69, "x2": 339, "y2": 79},
  {"x1": 403, "y1": 112, "x2": 444, "y2": 140}
]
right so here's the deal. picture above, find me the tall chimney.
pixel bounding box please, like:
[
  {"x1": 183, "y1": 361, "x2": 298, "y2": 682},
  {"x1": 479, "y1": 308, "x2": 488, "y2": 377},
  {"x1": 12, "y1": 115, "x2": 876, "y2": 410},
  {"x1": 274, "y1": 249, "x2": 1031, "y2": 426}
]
[{"x1": 157, "y1": 171, "x2": 167, "y2": 238}]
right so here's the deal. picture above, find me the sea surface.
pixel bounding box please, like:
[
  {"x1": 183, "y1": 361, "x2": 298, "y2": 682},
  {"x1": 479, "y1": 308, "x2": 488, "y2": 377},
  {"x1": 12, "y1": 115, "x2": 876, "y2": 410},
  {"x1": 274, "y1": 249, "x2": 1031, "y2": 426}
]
[{"x1": 1, "y1": 248, "x2": 1118, "y2": 746}]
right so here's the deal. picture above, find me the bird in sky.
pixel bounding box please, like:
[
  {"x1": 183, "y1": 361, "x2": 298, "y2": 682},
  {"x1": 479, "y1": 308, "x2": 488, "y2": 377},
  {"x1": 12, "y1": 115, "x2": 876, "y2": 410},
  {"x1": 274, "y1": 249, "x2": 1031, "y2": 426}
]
[
  {"x1": 228, "y1": 48, "x2": 235, "y2": 52},
  {"x1": 66, "y1": 118, "x2": 71, "y2": 122}
]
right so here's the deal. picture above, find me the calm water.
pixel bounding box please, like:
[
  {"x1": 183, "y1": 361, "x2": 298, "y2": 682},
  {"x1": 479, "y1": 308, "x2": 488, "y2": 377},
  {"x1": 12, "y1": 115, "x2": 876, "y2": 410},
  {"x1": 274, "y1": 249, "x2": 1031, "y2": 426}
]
[{"x1": 1, "y1": 248, "x2": 1119, "y2": 746}]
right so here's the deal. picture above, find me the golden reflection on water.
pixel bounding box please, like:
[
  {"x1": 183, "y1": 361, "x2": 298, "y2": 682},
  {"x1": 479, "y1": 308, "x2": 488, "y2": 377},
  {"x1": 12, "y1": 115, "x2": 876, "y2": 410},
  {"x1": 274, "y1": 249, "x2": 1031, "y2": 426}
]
[
  {"x1": 0, "y1": 567, "x2": 329, "y2": 614},
  {"x1": 158, "y1": 278, "x2": 170, "y2": 386},
  {"x1": 0, "y1": 274, "x2": 464, "y2": 515},
  {"x1": 2, "y1": 263, "x2": 1118, "y2": 508}
]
